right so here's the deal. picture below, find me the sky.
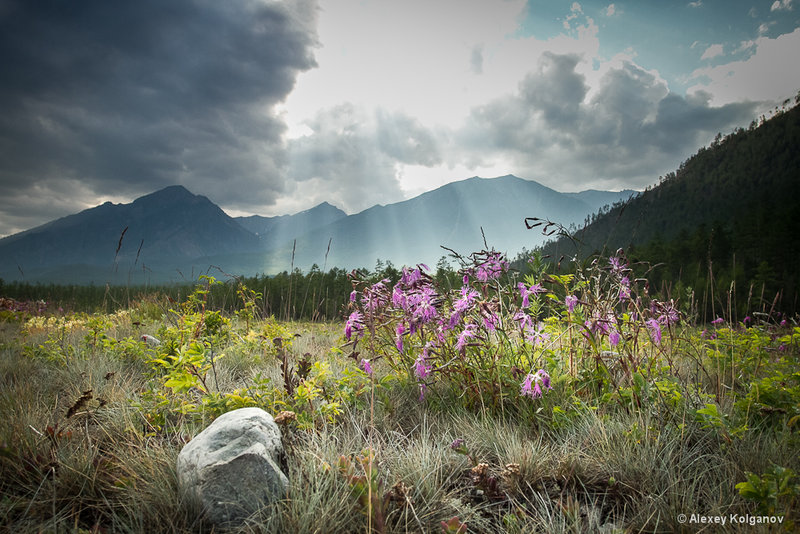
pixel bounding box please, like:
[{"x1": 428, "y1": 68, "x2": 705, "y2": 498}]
[{"x1": 0, "y1": 0, "x2": 798, "y2": 238}]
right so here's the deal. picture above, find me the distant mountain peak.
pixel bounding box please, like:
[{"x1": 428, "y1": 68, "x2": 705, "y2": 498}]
[
  {"x1": 136, "y1": 184, "x2": 195, "y2": 201},
  {"x1": 129, "y1": 185, "x2": 217, "y2": 213},
  {"x1": 307, "y1": 201, "x2": 345, "y2": 214},
  {"x1": 161, "y1": 184, "x2": 191, "y2": 193}
]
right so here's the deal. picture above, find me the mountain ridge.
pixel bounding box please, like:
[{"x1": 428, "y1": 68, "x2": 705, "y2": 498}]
[
  {"x1": 206, "y1": 175, "x2": 635, "y2": 274},
  {"x1": 0, "y1": 175, "x2": 635, "y2": 284}
]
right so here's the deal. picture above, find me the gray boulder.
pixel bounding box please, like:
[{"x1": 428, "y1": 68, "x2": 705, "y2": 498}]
[{"x1": 177, "y1": 407, "x2": 289, "y2": 527}]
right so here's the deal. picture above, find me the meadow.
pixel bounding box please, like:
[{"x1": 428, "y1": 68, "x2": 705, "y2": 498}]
[{"x1": 1, "y1": 250, "x2": 798, "y2": 533}]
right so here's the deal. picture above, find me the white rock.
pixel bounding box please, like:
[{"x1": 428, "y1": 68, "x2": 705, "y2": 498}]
[{"x1": 177, "y1": 407, "x2": 289, "y2": 527}]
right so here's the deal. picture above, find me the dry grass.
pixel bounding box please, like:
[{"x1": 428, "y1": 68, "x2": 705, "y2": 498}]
[{"x1": 1, "y1": 315, "x2": 798, "y2": 533}]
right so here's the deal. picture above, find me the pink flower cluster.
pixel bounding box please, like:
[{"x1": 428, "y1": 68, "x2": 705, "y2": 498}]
[{"x1": 520, "y1": 369, "x2": 552, "y2": 399}]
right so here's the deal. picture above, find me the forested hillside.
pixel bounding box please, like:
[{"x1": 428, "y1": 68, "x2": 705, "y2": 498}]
[{"x1": 538, "y1": 96, "x2": 800, "y2": 318}]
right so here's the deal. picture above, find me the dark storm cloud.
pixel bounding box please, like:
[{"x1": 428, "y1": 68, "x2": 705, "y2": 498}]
[
  {"x1": 0, "y1": 0, "x2": 318, "y2": 235},
  {"x1": 521, "y1": 53, "x2": 588, "y2": 128},
  {"x1": 464, "y1": 52, "x2": 760, "y2": 189},
  {"x1": 375, "y1": 109, "x2": 441, "y2": 167},
  {"x1": 287, "y1": 104, "x2": 442, "y2": 213}
]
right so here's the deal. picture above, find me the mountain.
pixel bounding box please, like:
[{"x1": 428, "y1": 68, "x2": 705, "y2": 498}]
[
  {"x1": 0, "y1": 177, "x2": 634, "y2": 284},
  {"x1": 213, "y1": 175, "x2": 635, "y2": 274},
  {"x1": 235, "y1": 202, "x2": 347, "y2": 245},
  {"x1": 539, "y1": 102, "x2": 800, "y2": 315},
  {"x1": 0, "y1": 185, "x2": 260, "y2": 284}
]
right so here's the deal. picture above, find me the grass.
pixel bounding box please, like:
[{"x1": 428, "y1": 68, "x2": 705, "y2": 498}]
[{"x1": 1, "y1": 265, "x2": 799, "y2": 533}]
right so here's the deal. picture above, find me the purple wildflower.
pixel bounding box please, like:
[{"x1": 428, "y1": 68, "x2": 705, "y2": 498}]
[
  {"x1": 483, "y1": 311, "x2": 499, "y2": 331},
  {"x1": 392, "y1": 286, "x2": 406, "y2": 309},
  {"x1": 711, "y1": 317, "x2": 724, "y2": 325},
  {"x1": 454, "y1": 285, "x2": 479, "y2": 314},
  {"x1": 524, "y1": 322, "x2": 550, "y2": 346},
  {"x1": 609, "y1": 255, "x2": 625, "y2": 273},
  {"x1": 434, "y1": 325, "x2": 447, "y2": 344},
  {"x1": 409, "y1": 285, "x2": 439, "y2": 324},
  {"x1": 345, "y1": 311, "x2": 364, "y2": 341},
  {"x1": 565, "y1": 295, "x2": 578, "y2": 313},
  {"x1": 518, "y1": 282, "x2": 545, "y2": 308},
  {"x1": 521, "y1": 373, "x2": 543, "y2": 398},
  {"x1": 520, "y1": 373, "x2": 535, "y2": 397},
  {"x1": 448, "y1": 311, "x2": 462, "y2": 330},
  {"x1": 618, "y1": 277, "x2": 631, "y2": 301},
  {"x1": 609, "y1": 327, "x2": 621, "y2": 347},
  {"x1": 514, "y1": 311, "x2": 533, "y2": 331},
  {"x1": 536, "y1": 369, "x2": 552, "y2": 390},
  {"x1": 518, "y1": 283, "x2": 530, "y2": 307},
  {"x1": 521, "y1": 369, "x2": 552, "y2": 399},
  {"x1": 349, "y1": 290, "x2": 357, "y2": 303},
  {"x1": 646, "y1": 318, "x2": 662, "y2": 345},
  {"x1": 456, "y1": 323, "x2": 477, "y2": 351},
  {"x1": 395, "y1": 323, "x2": 406, "y2": 353},
  {"x1": 414, "y1": 355, "x2": 431, "y2": 379},
  {"x1": 362, "y1": 279, "x2": 390, "y2": 311},
  {"x1": 743, "y1": 316, "x2": 752, "y2": 326},
  {"x1": 360, "y1": 358, "x2": 373, "y2": 376},
  {"x1": 655, "y1": 299, "x2": 680, "y2": 326},
  {"x1": 418, "y1": 383, "x2": 428, "y2": 400},
  {"x1": 585, "y1": 312, "x2": 611, "y2": 336},
  {"x1": 474, "y1": 252, "x2": 508, "y2": 282},
  {"x1": 400, "y1": 266, "x2": 422, "y2": 286}
]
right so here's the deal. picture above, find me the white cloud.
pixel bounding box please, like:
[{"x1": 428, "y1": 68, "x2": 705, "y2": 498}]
[
  {"x1": 689, "y1": 27, "x2": 800, "y2": 106},
  {"x1": 771, "y1": 0, "x2": 793, "y2": 11},
  {"x1": 284, "y1": 0, "x2": 529, "y2": 132},
  {"x1": 283, "y1": 104, "x2": 442, "y2": 214},
  {"x1": 605, "y1": 4, "x2": 617, "y2": 16},
  {"x1": 700, "y1": 44, "x2": 724, "y2": 60},
  {"x1": 564, "y1": 2, "x2": 585, "y2": 29},
  {"x1": 688, "y1": 1, "x2": 703, "y2": 7},
  {"x1": 461, "y1": 52, "x2": 758, "y2": 192},
  {"x1": 735, "y1": 40, "x2": 756, "y2": 54}
]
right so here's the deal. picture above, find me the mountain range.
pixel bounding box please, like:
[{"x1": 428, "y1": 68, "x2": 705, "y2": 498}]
[{"x1": 0, "y1": 175, "x2": 634, "y2": 284}]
